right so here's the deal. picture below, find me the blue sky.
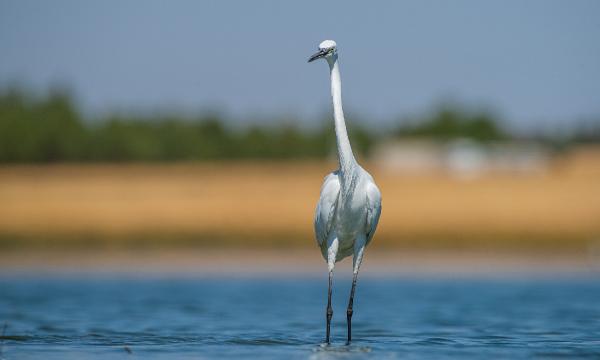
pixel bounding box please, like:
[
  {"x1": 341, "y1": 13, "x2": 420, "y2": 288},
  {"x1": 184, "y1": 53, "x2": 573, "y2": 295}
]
[{"x1": 1, "y1": 1, "x2": 599, "y2": 131}]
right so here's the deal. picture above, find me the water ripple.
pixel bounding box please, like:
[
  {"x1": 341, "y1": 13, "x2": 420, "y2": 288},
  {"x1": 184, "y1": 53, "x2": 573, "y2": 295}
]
[{"x1": 0, "y1": 276, "x2": 599, "y2": 359}]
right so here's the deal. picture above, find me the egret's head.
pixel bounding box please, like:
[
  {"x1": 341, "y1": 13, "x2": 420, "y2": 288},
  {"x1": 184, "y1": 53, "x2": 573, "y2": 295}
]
[{"x1": 308, "y1": 40, "x2": 337, "y2": 63}]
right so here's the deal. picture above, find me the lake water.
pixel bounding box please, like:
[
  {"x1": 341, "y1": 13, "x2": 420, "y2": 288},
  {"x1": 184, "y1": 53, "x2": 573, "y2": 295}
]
[{"x1": 0, "y1": 273, "x2": 599, "y2": 359}]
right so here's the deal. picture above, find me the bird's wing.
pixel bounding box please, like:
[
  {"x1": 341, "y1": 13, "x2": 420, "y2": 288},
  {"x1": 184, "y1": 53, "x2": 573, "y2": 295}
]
[
  {"x1": 365, "y1": 181, "x2": 382, "y2": 245},
  {"x1": 314, "y1": 171, "x2": 340, "y2": 246}
]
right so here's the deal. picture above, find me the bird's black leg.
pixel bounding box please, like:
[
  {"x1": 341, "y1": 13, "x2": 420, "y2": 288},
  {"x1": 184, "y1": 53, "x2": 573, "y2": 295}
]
[
  {"x1": 325, "y1": 270, "x2": 333, "y2": 344},
  {"x1": 346, "y1": 272, "x2": 358, "y2": 345}
]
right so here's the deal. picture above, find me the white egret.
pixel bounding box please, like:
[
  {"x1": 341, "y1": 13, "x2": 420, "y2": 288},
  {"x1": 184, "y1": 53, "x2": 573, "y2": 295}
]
[{"x1": 308, "y1": 40, "x2": 382, "y2": 345}]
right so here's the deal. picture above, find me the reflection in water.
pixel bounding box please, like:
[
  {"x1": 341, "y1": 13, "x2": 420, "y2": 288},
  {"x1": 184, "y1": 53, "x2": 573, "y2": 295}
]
[{"x1": 310, "y1": 344, "x2": 372, "y2": 360}]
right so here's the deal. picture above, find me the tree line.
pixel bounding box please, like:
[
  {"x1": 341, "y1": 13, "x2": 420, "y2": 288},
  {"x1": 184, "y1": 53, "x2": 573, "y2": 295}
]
[{"x1": 0, "y1": 88, "x2": 594, "y2": 163}]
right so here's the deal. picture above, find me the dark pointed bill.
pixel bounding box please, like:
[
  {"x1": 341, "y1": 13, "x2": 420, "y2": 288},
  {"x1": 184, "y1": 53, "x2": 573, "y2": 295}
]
[{"x1": 308, "y1": 49, "x2": 328, "y2": 63}]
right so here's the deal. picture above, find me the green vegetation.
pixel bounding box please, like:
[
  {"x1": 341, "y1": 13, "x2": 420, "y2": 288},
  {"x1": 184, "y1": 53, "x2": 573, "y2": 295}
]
[
  {"x1": 0, "y1": 89, "x2": 373, "y2": 162},
  {"x1": 0, "y1": 88, "x2": 597, "y2": 163},
  {"x1": 396, "y1": 107, "x2": 507, "y2": 142}
]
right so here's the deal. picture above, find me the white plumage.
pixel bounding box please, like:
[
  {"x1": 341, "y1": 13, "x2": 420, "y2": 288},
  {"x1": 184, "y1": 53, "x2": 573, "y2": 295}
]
[
  {"x1": 314, "y1": 169, "x2": 381, "y2": 266},
  {"x1": 308, "y1": 40, "x2": 382, "y2": 345}
]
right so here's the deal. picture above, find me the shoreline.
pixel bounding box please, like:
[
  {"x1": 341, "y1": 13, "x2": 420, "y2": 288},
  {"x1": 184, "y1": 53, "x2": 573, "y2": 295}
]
[
  {"x1": 2, "y1": 161, "x2": 599, "y2": 251},
  {"x1": 1, "y1": 249, "x2": 598, "y2": 277}
]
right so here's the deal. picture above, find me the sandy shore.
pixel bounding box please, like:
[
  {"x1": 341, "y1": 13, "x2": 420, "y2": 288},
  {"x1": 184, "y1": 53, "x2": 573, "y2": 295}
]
[
  {"x1": 1, "y1": 156, "x2": 600, "y2": 250},
  {"x1": 1, "y1": 249, "x2": 598, "y2": 277}
]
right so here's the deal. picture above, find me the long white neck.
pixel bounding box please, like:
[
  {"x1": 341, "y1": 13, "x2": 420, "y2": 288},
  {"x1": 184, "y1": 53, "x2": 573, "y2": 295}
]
[{"x1": 328, "y1": 55, "x2": 356, "y2": 175}]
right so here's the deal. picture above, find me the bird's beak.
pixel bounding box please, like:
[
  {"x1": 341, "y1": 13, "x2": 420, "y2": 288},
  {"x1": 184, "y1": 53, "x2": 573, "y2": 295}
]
[{"x1": 308, "y1": 49, "x2": 327, "y2": 63}]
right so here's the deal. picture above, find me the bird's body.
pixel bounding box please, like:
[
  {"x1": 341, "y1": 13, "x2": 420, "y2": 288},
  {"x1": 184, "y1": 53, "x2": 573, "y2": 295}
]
[
  {"x1": 308, "y1": 40, "x2": 382, "y2": 345},
  {"x1": 315, "y1": 166, "x2": 380, "y2": 264}
]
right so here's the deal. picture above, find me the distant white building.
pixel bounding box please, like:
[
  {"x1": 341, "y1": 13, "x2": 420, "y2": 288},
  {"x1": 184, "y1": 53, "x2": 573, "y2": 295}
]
[{"x1": 372, "y1": 138, "x2": 550, "y2": 178}]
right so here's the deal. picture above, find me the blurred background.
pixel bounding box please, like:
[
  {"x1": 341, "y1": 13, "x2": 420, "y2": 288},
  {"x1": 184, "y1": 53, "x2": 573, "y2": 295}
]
[{"x1": 1, "y1": 0, "x2": 599, "y2": 271}]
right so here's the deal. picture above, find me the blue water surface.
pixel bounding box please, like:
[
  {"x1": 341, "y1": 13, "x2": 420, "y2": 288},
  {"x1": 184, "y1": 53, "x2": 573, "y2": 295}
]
[{"x1": 0, "y1": 273, "x2": 599, "y2": 359}]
